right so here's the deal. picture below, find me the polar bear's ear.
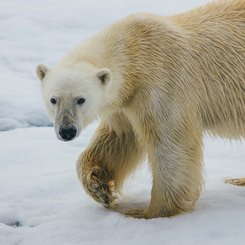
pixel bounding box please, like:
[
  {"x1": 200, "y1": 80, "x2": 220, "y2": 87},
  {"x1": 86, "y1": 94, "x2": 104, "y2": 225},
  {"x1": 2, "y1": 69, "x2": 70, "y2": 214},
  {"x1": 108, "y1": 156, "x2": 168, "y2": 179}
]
[
  {"x1": 36, "y1": 64, "x2": 49, "y2": 81},
  {"x1": 96, "y1": 68, "x2": 111, "y2": 85}
]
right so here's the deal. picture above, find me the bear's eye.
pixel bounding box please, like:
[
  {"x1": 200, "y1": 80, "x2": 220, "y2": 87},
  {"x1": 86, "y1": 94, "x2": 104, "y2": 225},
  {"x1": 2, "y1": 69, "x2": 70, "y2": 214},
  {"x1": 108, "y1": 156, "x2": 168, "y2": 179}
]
[
  {"x1": 77, "y1": 97, "x2": 85, "y2": 105},
  {"x1": 50, "y1": 98, "x2": 57, "y2": 105}
]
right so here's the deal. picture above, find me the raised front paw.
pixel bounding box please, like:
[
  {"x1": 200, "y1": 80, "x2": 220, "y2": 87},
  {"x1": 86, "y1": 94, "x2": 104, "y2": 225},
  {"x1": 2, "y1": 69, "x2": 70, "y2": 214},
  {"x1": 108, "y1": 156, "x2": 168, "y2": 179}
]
[{"x1": 82, "y1": 164, "x2": 118, "y2": 208}]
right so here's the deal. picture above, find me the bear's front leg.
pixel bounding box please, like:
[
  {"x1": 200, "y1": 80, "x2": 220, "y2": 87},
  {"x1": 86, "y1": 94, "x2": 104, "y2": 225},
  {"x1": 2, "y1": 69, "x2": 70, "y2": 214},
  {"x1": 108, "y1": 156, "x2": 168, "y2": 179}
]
[
  {"x1": 124, "y1": 122, "x2": 203, "y2": 219},
  {"x1": 81, "y1": 160, "x2": 117, "y2": 208},
  {"x1": 77, "y1": 118, "x2": 143, "y2": 209}
]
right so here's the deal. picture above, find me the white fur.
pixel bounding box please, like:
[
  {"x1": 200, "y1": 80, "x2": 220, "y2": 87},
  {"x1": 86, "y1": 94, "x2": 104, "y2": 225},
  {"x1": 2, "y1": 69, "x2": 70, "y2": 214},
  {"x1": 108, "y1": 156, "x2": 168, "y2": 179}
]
[{"x1": 39, "y1": 62, "x2": 112, "y2": 138}]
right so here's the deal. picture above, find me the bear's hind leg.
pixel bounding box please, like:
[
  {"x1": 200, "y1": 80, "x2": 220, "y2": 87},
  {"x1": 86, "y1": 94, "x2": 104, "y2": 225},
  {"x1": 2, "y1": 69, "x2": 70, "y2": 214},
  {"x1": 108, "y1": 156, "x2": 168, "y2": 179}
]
[{"x1": 225, "y1": 178, "x2": 245, "y2": 186}]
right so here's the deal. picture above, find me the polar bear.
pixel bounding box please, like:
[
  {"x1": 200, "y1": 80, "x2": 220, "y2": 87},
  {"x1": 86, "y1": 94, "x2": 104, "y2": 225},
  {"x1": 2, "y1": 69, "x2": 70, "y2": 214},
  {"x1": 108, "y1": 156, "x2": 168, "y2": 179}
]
[{"x1": 36, "y1": 0, "x2": 245, "y2": 219}]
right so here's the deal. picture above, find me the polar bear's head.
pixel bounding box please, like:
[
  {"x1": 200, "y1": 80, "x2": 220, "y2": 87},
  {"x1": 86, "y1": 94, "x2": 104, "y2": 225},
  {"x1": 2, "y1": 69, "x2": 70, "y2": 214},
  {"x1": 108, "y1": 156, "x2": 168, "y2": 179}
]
[{"x1": 36, "y1": 62, "x2": 111, "y2": 141}]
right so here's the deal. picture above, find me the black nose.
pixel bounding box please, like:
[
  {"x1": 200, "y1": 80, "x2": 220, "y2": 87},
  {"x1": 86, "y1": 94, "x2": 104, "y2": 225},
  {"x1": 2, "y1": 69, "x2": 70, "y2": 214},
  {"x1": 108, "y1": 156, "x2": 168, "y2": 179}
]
[{"x1": 59, "y1": 125, "x2": 77, "y2": 141}]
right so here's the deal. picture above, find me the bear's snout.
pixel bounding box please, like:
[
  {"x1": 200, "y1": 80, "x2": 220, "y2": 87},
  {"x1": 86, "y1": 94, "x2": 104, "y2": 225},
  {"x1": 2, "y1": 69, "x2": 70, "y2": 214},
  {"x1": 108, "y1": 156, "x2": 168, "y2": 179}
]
[{"x1": 58, "y1": 125, "x2": 77, "y2": 141}]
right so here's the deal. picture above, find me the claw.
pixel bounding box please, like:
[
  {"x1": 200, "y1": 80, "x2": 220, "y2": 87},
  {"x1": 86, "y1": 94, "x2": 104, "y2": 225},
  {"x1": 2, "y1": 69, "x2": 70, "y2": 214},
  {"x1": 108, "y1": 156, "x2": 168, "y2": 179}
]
[
  {"x1": 82, "y1": 164, "x2": 118, "y2": 208},
  {"x1": 225, "y1": 177, "x2": 245, "y2": 186}
]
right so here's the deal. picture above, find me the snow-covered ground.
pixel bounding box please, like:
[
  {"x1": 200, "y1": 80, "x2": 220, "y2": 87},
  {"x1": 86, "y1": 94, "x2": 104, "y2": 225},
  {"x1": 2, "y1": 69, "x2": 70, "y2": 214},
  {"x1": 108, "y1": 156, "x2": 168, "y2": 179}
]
[
  {"x1": 0, "y1": 0, "x2": 207, "y2": 130},
  {"x1": 1, "y1": 0, "x2": 245, "y2": 244},
  {"x1": 1, "y1": 127, "x2": 245, "y2": 245}
]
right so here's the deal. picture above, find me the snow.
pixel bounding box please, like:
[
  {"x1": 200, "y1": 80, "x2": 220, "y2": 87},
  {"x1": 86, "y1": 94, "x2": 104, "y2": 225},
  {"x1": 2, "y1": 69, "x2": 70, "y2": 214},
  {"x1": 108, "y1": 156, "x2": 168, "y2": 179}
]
[
  {"x1": 1, "y1": 0, "x2": 245, "y2": 244},
  {"x1": 1, "y1": 127, "x2": 245, "y2": 245},
  {"x1": 0, "y1": 0, "x2": 207, "y2": 130}
]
